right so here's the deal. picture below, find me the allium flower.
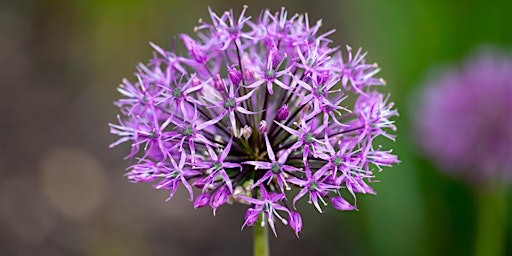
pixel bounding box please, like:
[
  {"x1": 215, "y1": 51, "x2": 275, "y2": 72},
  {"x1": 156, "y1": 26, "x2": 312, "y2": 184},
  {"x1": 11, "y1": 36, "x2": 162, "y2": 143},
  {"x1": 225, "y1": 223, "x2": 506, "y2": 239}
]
[
  {"x1": 109, "y1": 6, "x2": 399, "y2": 236},
  {"x1": 415, "y1": 49, "x2": 512, "y2": 184}
]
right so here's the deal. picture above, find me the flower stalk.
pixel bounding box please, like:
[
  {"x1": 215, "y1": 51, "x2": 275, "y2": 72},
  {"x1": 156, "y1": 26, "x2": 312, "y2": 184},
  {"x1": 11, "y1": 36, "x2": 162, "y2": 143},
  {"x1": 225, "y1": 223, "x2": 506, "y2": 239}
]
[
  {"x1": 474, "y1": 183, "x2": 507, "y2": 256},
  {"x1": 254, "y1": 213, "x2": 270, "y2": 256},
  {"x1": 414, "y1": 49, "x2": 512, "y2": 256}
]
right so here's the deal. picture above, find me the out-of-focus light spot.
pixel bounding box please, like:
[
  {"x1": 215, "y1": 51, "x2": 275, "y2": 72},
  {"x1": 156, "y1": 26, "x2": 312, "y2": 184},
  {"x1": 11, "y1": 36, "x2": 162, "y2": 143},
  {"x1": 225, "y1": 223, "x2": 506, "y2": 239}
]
[
  {"x1": 40, "y1": 147, "x2": 106, "y2": 221},
  {"x1": 0, "y1": 175, "x2": 56, "y2": 243}
]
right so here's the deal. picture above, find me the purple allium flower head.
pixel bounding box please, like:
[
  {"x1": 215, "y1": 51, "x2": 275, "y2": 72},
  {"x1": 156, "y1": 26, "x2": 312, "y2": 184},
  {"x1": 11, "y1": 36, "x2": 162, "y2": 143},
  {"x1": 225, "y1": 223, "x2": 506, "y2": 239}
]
[
  {"x1": 109, "y1": 6, "x2": 399, "y2": 236},
  {"x1": 415, "y1": 49, "x2": 512, "y2": 184}
]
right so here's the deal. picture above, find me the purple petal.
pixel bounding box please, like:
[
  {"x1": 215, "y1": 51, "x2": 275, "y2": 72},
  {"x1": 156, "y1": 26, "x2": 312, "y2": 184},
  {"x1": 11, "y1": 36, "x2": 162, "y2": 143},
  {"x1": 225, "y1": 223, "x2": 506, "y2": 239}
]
[
  {"x1": 220, "y1": 137, "x2": 233, "y2": 161},
  {"x1": 236, "y1": 88, "x2": 257, "y2": 102},
  {"x1": 235, "y1": 195, "x2": 263, "y2": 205},
  {"x1": 197, "y1": 111, "x2": 226, "y2": 130},
  {"x1": 181, "y1": 176, "x2": 195, "y2": 201},
  {"x1": 274, "y1": 121, "x2": 301, "y2": 137},
  {"x1": 236, "y1": 106, "x2": 259, "y2": 115},
  {"x1": 292, "y1": 188, "x2": 308, "y2": 209},
  {"x1": 242, "y1": 161, "x2": 272, "y2": 169},
  {"x1": 220, "y1": 170, "x2": 233, "y2": 193},
  {"x1": 224, "y1": 162, "x2": 241, "y2": 168},
  {"x1": 206, "y1": 144, "x2": 218, "y2": 162},
  {"x1": 264, "y1": 133, "x2": 275, "y2": 161}
]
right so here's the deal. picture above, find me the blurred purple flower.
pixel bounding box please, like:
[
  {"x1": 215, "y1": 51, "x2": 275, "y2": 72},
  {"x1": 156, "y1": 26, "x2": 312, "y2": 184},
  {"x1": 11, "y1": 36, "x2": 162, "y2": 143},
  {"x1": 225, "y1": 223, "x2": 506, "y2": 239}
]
[
  {"x1": 110, "y1": 7, "x2": 399, "y2": 236},
  {"x1": 415, "y1": 49, "x2": 512, "y2": 184}
]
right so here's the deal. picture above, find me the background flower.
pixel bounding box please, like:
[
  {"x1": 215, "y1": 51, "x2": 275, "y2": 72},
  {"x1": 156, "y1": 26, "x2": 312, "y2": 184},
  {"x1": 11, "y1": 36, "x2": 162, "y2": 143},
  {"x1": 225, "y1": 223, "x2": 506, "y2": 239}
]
[{"x1": 414, "y1": 49, "x2": 512, "y2": 184}]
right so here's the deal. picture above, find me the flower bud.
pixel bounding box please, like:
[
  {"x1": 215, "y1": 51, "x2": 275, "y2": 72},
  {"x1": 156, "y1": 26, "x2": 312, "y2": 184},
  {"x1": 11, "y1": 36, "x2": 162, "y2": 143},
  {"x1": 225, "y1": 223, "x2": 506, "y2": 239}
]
[
  {"x1": 146, "y1": 143, "x2": 165, "y2": 162},
  {"x1": 192, "y1": 177, "x2": 207, "y2": 189},
  {"x1": 288, "y1": 212, "x2": 302, "y2": 237},
  {"x1": 242, "y1": 54, "x2": 256, "y2": 83},
  {"x1": 350, "y1": 178, "x2": 376, "y2": 195},
  {"x1": 276, "y1": 104, "x2": 289, "y2": 121},
  {"x1": 213, "y1": 74, "x2": 226, "y2": 91},
  {"x1": 244, "y1": 208, "x2": 260, "y2": 227},
  {"x1": 240, "y1": 125, "x2": 252, "y2": 140},
  {"x1": 258, "y1": 120, "x2": 267, "y2": 134},
  {"x1": 316, "y1": 70, "x2": 331, "y2": 85},
  {"x1": 180, "y1": 34, "x2": 206, "y2": 64},
  {"x1": 191, "y1": 75, "x2": 202, "y2": 87},
  {"x1": 330, "y1": 196, "x2": 356, "y2": 211},
  {"x1": 228, "y1": 65, "x2": 242, "y2": 85},
  {"x1": 268, "y1": 45, "x2": 280, "y2": 67},
  {"x1": 302, "y1": 101, "x2": 313, "y2": 114},
  {"x1": 194, "y1": 193, "x2": 211, "y2": 208},
  {"x1": 199, "y1": 84, "x2": 221, "y2": 103},
  {"x1": 211, "y1": 187, "x2": 230, "y2": 215}
]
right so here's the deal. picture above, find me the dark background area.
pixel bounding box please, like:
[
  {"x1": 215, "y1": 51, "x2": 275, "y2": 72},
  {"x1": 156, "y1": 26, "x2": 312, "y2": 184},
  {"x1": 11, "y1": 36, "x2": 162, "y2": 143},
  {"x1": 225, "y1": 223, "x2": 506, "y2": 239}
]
[{"x1": 1, "y1": 0, "x2": 511, "y2": 255}]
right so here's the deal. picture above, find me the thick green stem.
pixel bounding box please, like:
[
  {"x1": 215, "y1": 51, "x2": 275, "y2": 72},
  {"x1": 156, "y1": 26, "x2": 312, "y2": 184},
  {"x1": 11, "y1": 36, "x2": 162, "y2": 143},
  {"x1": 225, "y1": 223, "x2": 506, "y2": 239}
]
[
  {"x1": 254, "y1": 213, "x2": 270, "y2": 256},
  {"x1": 474, "y1": 184, "x2": 507, "y2": 256}
]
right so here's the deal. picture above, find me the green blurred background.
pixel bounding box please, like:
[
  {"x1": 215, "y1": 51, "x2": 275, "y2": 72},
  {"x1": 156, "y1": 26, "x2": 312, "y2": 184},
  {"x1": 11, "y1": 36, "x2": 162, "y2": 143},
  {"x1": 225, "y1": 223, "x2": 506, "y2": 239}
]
[{"x1": 1, "y1": 0, "x2": 511, "y2": 255}]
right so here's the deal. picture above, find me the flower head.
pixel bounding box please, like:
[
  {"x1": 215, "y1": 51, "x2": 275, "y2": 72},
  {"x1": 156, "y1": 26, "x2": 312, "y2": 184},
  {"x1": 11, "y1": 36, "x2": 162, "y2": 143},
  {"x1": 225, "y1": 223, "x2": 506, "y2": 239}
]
[
  {"x1": 415, "y1": 49, "x2": 512, "y2": 184},
  {"x1": 110, "y1": 7, "x2": 398, "y2": 236}
]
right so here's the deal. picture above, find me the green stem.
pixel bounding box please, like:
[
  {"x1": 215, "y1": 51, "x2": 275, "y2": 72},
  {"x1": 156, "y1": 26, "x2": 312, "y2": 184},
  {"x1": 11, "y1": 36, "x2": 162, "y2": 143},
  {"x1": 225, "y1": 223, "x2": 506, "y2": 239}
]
[
  {"x1": 474, "y1": 184, "x2": 507, "y2": 256},
  {"x1": 254, "y1": 213, "x2": 270, "y2": 256}
]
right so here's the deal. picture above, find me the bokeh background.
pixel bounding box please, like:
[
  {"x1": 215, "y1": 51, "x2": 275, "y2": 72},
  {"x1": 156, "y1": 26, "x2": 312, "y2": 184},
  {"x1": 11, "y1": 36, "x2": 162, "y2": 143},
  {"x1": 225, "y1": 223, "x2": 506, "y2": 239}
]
[{"x1": 1, "y1": 0, "x2": 511, "y2": 255}]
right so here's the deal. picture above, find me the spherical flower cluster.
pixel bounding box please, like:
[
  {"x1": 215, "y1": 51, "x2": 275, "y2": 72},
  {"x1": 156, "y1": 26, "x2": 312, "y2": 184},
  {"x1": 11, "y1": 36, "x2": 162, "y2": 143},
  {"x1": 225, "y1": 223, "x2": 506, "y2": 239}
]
[
  {"x1": 415, "y1": 49, "x2": 512, "y2": 184},
  {"x1": 109, "y1": 7, "x2": 399, "y2": 236}
]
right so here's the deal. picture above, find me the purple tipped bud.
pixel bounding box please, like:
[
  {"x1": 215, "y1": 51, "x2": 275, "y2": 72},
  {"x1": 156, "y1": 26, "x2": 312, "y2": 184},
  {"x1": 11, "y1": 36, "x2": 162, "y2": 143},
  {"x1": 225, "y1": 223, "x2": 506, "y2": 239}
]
[
  {"x1": 330, "y1": 196, "x2": 356, "y2": 211},
  {"x1": 241, "y1": 54, "x2": 257, "y2": 83},
  {"x1": 180, "y1": 34, "x2": 206, "y2": 63},
  {"x1": 146, "y1": 143, "x2": 165, "y2": 162},
  {"x1": 243, "y1": 67, "x2": 256, "y2": 84},
  {"x1": 302, "y1": 102, "x2": 313, "y2": 113},
  {"x1": 194, "y1": 193, "x2": 211, "y2": 208},
  {"x1": 192, "y1": 177, "x2": 207, "y2": 189},
  {"x1": 211, "y1": 187, "x2": 230, "y2": 212},
  {"x1": 258, "y1": 120, "x2": 267, "y2": 134},
  {"x1": 276, "y1": 104, "x2": 289, "y2": 121},
  {"x1": 350, "y1": 178, "x2": 376, "y2": 195},
  {"x1": 199, "y1": 84, "x2": 221, "y2": 102},
  {"x1": 213, "y1": 74, "x2": 225, "y2": 91},
  {"x1": 191, "y1": 75, "x2": 202, "y2": 87},
  {"x1": 316, "y1": 70, "x2": 331, "y2": 85},
  {"x1": 269, "y1": 45, "x2": 280, "y2": 67},
  {"x1": 288, "y1": 212, "x2": 302, "y2": 237},
  {"x1": 241, "y1": 125, "x2": 252, "y2": 140},
  {"x1": 228, "y1": 65, "x2": 242, "y2": 85},
  {"x1": 244, "y1": 208, "x2": 260, "y2": 227}
]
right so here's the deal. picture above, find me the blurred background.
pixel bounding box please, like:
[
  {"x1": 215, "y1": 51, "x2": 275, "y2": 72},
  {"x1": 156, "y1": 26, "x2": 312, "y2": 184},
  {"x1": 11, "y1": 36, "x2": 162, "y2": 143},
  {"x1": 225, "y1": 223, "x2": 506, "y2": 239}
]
[{"x1": 1, "y1": 0, "x2": 511, "y2": 255}]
